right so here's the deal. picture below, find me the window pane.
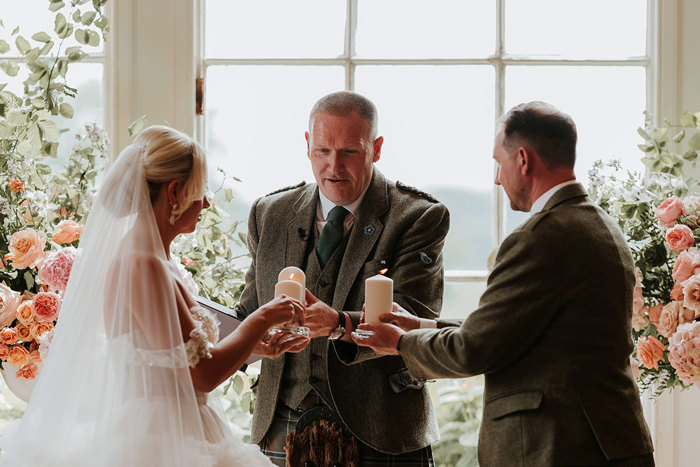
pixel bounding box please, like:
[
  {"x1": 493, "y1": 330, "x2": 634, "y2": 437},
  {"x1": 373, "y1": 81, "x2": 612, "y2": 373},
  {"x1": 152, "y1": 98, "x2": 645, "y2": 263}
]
[
  {"x1": 205, "y1": 0, "x2": 346, "y2": 59},
  {"x1": 356, "y1": 0, "x2": 495, "y2": 58},
  {"x1": 505, "y1": 0, "x2": 646, "y2": 58},
  {"x1": 0, "y1": 0, "x2": 104, "y2": 54},
  {"x1": 205, "y1": 65, "x2": 344, "y2": 226},
  {"x1": 355, "y1": 65, "x2": 495, "y2": 270},
  {"x1": 442, "y1": 281, "x2": 486, "y2": 320},
  {"x1": 503, "y1": 65, "x2": 645, "y2": 235}
]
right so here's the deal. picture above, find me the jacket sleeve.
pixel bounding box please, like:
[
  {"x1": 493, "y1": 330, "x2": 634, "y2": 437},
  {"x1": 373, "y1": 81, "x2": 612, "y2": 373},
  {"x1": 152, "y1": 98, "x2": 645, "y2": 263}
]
[
  {"x1": 399, "y1": 229, "x2": 563, "y2": 379},
  {"x1": 234, "y1": 199, "x2": 261, "y2": 319},
  {"x1": 334, "y1": 201, "x2": 450, "y2": 364}
]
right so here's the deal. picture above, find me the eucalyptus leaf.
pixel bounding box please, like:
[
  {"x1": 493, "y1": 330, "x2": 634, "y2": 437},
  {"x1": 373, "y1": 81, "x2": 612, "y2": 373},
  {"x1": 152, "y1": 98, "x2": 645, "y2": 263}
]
[
  {"x1": 86, "y1": 30, "x2": 100, "y2": 47},
  {"x1": 637, "y1": 128, "x2": 651, "y2": 140},
  {"x1": 74, "y1": 29, "x2": 89, "y2": 45},
  {"x1": 672, "y1": 130, "x2": 685, "y2": 143},
  {"x1": 54, "y1": 13, "x2": 67, "y2": 34},
  {"x1": 680, "y1": 112, "x2": 696, "y2": 127},
  {"x1": 72, "y1": 10, "x2": 82, "y2": 23},
  {"x1": 67, "y1": 49, "x2": 87, "y2": 62},
  {"x1": 41, "y1": 40, "x2": 55, "y2": 55},
  {"x1": 0, "y1": 40, "x2": 9, "y2": 54},
  {"x1": 688, "y1": 132, "x2": 700, "y2": 152},
  {"x1": 31, "y1": 31, "x2": 52, "y2": 43},
  {"x1": 24, "y1": 271, "x2": 34, "y2": 290},
  {"x1": 0, "y1": 61, "x2": 19, "y2": 77},
  {"x1": 683, "y1": 151, "x2": 698, "y2": 162},
  {"x1": 95, "y1": 16, "x2": 108, "y2": 29},
  {"x1": 128, "y1": 115, "x2": 148, "y2": 137},
  {"x1": 49, "y1": 1, "x2": 65, "y2": 11},
  {"x1": 11, "y1": 27, "x2": 19, "y2": 36},
  {"x1": 81, "y1": 11, "x2": 97, "y2": 26},
  {"x1": 59, "y1": 102, "x2": 74, "y2": 118},
  {"x1": 224, "y1": 188, "x2": 234, "y2": 202},
  {"x1": 15, "y1": 36, "x2": 30, "y2": 54}
]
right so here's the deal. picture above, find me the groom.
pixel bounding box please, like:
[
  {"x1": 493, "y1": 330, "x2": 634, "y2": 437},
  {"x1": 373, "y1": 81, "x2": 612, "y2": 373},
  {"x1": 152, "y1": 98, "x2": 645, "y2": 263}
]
[
  {"x1": 235, "y1": 91, "x2": 449, "y2": 465},
  {"x1": 354, "y1": 102, "x2": 655, "y2": 466}
]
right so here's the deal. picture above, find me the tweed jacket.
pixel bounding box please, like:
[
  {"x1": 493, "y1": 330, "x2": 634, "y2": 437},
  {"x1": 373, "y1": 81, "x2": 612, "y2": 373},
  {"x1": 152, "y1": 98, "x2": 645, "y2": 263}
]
[
  {"x1": 235, "y1": 169, "x2": 450, "y2": 454},
  {"x1": 399, "y1": 183, "x2": 653, "y2": 466}
]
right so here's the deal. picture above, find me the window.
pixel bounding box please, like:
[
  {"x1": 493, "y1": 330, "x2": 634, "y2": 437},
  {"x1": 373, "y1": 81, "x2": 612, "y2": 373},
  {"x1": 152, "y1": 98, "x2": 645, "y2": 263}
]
[{"x1": 200, "y1": 0, "x2": 651, "y2": 320}]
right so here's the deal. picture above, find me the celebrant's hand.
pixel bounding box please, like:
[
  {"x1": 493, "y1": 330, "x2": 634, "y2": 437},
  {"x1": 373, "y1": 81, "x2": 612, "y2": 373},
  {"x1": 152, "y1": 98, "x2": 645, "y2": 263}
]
[
  {"x1": 379, "y1": 303, "x2": 426, "y2": 331},
  {"x1": 352, "y1": 322, "x2": 404, "y2": 356},
  {"x1": 255, "y1": 331, "x2": 310, "y2": 359},
  {"x1": 258, "y1": 295, "x2": 305, "y2": 327},
  {"x1": 304, "y1": 289, "x2": 339, "y2": 338}
]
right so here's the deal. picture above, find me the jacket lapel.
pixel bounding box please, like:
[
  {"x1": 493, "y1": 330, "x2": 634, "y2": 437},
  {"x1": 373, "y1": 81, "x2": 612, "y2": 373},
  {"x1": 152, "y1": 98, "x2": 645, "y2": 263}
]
[
  {"x1": 285, "y1": 185, "x2": 318, "y2": 269},
  {"x1": 542, "y1": 182, "x2": 588, "y2": 211},
  {"x1": 333, "y1": 169, "x2": 389, "y2": 309}
]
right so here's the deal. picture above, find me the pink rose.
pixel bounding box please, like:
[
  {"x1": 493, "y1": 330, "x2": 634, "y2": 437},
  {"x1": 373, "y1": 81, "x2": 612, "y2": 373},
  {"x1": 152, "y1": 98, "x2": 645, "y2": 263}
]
[
  {"x1": 630, "y1": 356, "x2": 642, "y2": 379},
  {"x1": 51, "y1": 220, "x2": 83, "y2": 245},
  {"x1": 666, "y1": 224, "x2": 695, "y2": 252},
  {"x1": 37, "y1": 328, "x2": 54, "y2": 361},
  {"x1": 658, "y1": 301, "x2": 696, "y2": 338},
  {"x1": 647, "y1": 304, "x2": 664, "y2": 326},
  {"x1": 671, "y1": 283, "x2": 685, "y2": 302},
  {"x1": 38, "y1": 247, "x2": 80, "y2": 292},
  {"x1": 16, "y1": 361, "x2": 37, "y2": 380},
  {"x1": 682, "y1": 275, "x2": 700, "y2": 314},
  {"x1": 32, "y1": 292, "x2": 61, "y2": 323},
  {"x1": 4, "y1": 228, "x2": 46, "y2": 269},
  {"x1": 0, "y1": 283, "x2": 22, "y2": 328},
  {"x1": 672, "y1": 250, "x2": 700, "y2": 282},
  {"x1": 656, "y1": 196, "x2": 686, "y2": 228},
  {"x1": 667, "y1": 322, "x2": 700, "y2": 386},
  {"x1": 637, "y1": 336, "x2": 666, "y2": 370}
]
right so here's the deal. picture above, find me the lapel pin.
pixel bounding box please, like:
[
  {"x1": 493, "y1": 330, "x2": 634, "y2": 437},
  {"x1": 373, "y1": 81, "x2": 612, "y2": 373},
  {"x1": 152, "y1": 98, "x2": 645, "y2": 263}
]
[{"x1": 364, "y1": 225, "x2": 375, "y2": 235}]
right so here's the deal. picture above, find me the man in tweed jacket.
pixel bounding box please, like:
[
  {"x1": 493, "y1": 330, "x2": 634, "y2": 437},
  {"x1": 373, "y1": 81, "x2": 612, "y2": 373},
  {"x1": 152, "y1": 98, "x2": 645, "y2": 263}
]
[
  {"x1": 355, "y1": 102, "x2": 655, "y2": 466},
  {"x1": 235, "y1": 91, "x2": 449, "y2": 465}
]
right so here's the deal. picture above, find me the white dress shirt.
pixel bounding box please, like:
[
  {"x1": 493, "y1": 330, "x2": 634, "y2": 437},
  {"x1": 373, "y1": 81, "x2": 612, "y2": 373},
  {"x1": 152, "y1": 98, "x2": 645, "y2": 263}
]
[{"x1": 529, "y1": 179, "x2": 578, "y2": 216}]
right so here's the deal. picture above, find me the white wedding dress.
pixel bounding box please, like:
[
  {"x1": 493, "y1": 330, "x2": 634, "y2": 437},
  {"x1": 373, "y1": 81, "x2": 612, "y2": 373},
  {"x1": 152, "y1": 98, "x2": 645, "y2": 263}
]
[{"x1": 0, "y1": 143, "x2": 272, "y2": 466}]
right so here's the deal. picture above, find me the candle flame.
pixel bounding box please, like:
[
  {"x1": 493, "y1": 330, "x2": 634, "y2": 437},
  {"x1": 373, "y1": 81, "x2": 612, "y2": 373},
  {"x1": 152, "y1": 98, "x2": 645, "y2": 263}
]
[
  {"x1": 290, "y1": 273, "x2": 294, "y2": 280},
  {"x1": 379, "y1": 268, "x2": 389, "y2": 275}
]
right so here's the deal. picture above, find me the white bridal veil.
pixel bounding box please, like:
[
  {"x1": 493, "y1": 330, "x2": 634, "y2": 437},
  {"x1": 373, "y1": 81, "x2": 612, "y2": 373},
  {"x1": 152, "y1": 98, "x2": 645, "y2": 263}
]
[{"x1": 0, "y1": 142, "x2": 270, "y2": 466}]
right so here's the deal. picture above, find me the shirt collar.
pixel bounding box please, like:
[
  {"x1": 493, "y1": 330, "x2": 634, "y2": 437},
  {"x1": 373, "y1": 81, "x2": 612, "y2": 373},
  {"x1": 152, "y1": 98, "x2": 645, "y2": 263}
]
[
  {"x1": 318, "y1": 184, "x2": 369, "y2": 220},
  {"x1": 529, "y1": 179, "x2": 578, "y2": 215}
]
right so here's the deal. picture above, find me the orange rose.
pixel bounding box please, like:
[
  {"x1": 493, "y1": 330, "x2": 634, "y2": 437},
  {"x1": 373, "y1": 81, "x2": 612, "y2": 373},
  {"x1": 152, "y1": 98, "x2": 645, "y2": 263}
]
[
  {"x1": 15, "y1": 323, "x2": 31, "y2": 342},
  {"x1": 16, "y1": 362, "x2": 37, "y2": 380},
  {"x1": 28, "y1": 349, "x2": 41, "y2": 363},
  {"x1": 0, "y1": 343, "x2": 10, "y2": 360},
  {"x1": 647, "y1": 304, "x2": 664, "y2": 326},
  {"x1": 51, "y1": 220, "x2": 84, "y2": 245},
  {"x1": 4, "y1": 228, "x2": 46, "y2": 270},
  {"x1": 7, "y1": 179, "x2": 24, "y2": 193},
  {"x1": 7, "y1": 345, "x2": 29, "y2": 367},
  {"x1": 30, "y1": 322, "x2": 53, "y2": 339},
  {"x1": 637, "y1": 336, "x2": 666, "y2": 370},
  {"x1": 0, "y1": 327, "x2": 18, "y2": 345},
  {"x1": 15, "y1": 300, "x2": 34, "y2": 325}
]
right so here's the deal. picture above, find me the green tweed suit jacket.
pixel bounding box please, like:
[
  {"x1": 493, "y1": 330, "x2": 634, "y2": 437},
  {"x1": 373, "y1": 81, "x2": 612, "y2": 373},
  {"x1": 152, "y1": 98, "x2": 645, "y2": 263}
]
[
  {"x1": 235, "y1": 169, "x2": 450, "y2": 454},
  {"x1": 400, "y1": 183, "x2": 654, "y2": 466}
]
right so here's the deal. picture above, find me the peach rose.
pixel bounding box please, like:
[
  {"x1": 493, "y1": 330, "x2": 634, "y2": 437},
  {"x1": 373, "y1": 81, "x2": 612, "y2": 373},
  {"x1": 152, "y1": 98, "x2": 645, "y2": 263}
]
[
  {"x1": 16, "y1": 362, "x2": 37, "y2": 380},
  {"x1": 0, "y1": 327, "x2": 18, "y2": 345},
  {"x1": 658, "y1": 301, "x2": 696, "y2": 338},
  {"x1": 4, "y1": 228, "x2": 46, "y2": 270},
  {"x1": 656, "y1": 196, "x2": 686, "y2": 228},
  {"x1": 32, "y1": 292, "x2": 61, "y2": 323},
  {"x1": 637, "y1": 336, "x2": 666, "y2": 370},
  {"x1": 30, "y1": 322, "x2": 53, "y2": 340},
  {"x1": 28, "y1": 349, "x2": 41, "y2": 363},
  {"x1": 15, "y1": 323, "x2": 31, "y2": 342},
  {"x1": 0, "y1": 343, "x2": 10, "y2": 360},
  {"x1": 630, "y1": 356, "x2": 642, "y2": 379},
  {"x1": 666, "y1": 224, "x2": 695, "y2": 252},
  {"x1": 51, "y1": 220, "x2": 83, "y2": 245},
  {"x1": 671, "y1": 282, "x2": 685, "y2": 302},
  {"x1": 7, "y1": 345, "x2": 29, "y2": 367},
  {"x1": 672, "y1": 250, "x2": 700, "y2": 282},
  {"x1": 7, "y1": 179, "x2": 24, "y2": 193},
  {"x1": 648, "y1": 304, "x2": 664, "y2": 326},
  {"x1": 682, "y1": 275, "x2": 700, "y2": 313},
  {"x1": 0, "y1": 283, "x2": 22, "y2": 328},
  {"x1": 15, "y1": 301, "x2": 34, "y2": 325}
]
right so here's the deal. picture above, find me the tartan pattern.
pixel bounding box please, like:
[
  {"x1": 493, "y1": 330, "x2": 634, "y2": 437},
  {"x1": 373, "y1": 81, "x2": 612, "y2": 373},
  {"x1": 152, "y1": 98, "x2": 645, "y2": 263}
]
[{"x1": 259, "y1": 398, "x2": 434, "y2": 467}]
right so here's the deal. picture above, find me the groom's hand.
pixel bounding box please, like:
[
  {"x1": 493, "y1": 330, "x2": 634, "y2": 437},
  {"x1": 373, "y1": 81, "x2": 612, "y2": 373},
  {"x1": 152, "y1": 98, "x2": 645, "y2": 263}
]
[
  {"x1": 352, "y1": 322, "x2": 405, "y2": 356},
  {"x1": 304, "y1": 289, "x2": 339, "y2": 338}
]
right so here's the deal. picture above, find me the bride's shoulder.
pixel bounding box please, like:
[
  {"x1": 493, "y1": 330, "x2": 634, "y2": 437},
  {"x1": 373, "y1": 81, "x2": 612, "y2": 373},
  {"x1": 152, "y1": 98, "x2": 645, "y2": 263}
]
[{"x1": 111, "y1": 251, "x2": 171, "y2": 277}]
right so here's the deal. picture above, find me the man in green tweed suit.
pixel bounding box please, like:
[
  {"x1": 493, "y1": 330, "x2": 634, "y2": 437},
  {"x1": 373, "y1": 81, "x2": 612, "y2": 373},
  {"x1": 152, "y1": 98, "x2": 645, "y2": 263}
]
[
  {"x1": 355, "y1": 102, "x2": 655, "y2": 466},
  {"x1": 234, "y1": 91, "x2": 449, "y2": 466}
]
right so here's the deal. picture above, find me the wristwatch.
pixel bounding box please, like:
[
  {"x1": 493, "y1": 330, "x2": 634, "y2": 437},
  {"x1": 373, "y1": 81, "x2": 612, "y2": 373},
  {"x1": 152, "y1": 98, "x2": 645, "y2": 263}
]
[{"x1": 328, "y1": 310, "x2": 346, "y2": 340}]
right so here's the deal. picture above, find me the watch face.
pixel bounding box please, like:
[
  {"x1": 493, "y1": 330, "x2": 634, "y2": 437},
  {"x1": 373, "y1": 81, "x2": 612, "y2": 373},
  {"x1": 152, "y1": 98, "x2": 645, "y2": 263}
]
[{"x1": 329, "y1": 327, "x2": 346, "y2": 340}]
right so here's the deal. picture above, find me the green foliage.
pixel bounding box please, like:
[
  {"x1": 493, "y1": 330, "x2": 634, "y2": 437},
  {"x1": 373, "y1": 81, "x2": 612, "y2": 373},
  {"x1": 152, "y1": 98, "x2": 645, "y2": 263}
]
[{"x1": 216, "y1": 369, "x2": 258, "y2": 443}]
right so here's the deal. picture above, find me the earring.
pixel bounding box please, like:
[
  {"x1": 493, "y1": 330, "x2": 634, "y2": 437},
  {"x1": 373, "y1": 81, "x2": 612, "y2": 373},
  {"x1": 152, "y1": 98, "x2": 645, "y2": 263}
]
[{"x1": 169, "y1": 203, "x2": 178, "y2": 225}]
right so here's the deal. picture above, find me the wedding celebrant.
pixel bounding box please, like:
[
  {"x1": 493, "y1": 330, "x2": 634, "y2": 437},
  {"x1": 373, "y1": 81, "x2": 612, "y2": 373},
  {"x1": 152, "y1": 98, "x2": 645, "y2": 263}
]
[
  {"x1": 234, "y1": 91, "x2": 450, "y2": 466},
  {"x1": 0, "y1": 126, "x2": 303, "y2": 466},
  {"x1": 354, "y1": 102, "x2": 656, "y2": 466}
]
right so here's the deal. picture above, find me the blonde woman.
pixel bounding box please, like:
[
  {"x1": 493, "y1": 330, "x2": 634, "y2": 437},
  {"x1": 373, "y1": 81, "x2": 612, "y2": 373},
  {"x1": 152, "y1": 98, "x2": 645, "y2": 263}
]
[{"x1": 0, "y1": 126, "x2": 304, "y2": 466}]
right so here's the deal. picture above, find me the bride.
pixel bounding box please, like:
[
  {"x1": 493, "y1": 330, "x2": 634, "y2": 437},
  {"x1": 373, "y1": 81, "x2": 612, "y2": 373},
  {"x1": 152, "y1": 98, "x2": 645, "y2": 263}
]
[{"x1": 0, "y1": 126, "x2": 306, "y2": 466}]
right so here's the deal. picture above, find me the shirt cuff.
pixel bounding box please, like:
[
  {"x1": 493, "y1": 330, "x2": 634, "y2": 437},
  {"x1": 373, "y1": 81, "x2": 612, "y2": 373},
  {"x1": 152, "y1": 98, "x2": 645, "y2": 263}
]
[{"x1": 420, "y1": 319, "x2": 438, "y2": 329}]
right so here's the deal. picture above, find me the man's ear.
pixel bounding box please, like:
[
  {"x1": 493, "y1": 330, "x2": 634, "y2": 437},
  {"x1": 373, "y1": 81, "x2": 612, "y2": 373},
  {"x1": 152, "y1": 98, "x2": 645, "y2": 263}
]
[
  {"x1": 372, "y1": 136, "x2": 384, "y2": 162},
  {"x1": 167, "y1": 180, "x2": 180, "y2": 206},
  {"x1": 305, "y1": 131, "x2": 311, "y2": 158},
  {"x1": 517, "y1": 147, "x2": 531, "y2": 175}
]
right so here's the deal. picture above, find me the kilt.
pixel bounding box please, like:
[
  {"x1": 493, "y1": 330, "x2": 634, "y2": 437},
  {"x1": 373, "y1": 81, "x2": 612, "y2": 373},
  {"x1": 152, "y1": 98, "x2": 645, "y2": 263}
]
[{"x1": 259, "y1": 394, "x2": 434, "y2": 467}]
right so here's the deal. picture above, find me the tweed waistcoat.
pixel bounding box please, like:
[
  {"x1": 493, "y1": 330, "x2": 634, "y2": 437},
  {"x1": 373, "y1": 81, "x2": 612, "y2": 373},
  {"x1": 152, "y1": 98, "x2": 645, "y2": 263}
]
[{"x1": 278, "y1": 226, "x2": 352, "y2": 409}]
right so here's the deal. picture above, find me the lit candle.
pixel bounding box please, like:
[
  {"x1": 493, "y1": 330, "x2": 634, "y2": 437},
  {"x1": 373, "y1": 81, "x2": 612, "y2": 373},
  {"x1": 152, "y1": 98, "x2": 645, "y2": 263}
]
[
  {"x1": 274, "y1": 280, "x2": 304, "y2": 303},
  {"x1": 364, "y1": 273, "x2": 393, "y2": 324},
  {"x1": 278, "y1": 266, "x2": 305, "y2": 288}
]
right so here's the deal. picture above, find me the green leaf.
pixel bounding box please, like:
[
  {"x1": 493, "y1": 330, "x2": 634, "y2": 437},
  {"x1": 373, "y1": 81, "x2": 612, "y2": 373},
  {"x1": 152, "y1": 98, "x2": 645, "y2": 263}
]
[
  {"x1": 75, "y1": 29, "x2": 88, "y2": 44},
  {"x1": 673, "y1": 130, "x2": 685, "y2": 143},
  {"x1": 0, "y1": 61, "x2": 19, "y2": 77},
  {"x1": 67, "y1": 49, "x2": 87, "y2": 62},
  {"x1": 41, "y1": 40, "x2": 55, "y2": 55},
  {"x1": 15, "y1": 36, "x2": 30, "y2": 54},
  {"x1": 72, "y1": 10, "x2": 82, "y2": 23},
  {"x1": 16, "y1": 140, "x2": 33, "y2": 156},
  {"x1": 54, "y1": 13, "x2": 67, "y2": 34},
  {"x1": 95, "y1": 16, "x2": 108, "y2": 30},
  {"x1": 31, "y1": 31, "x2": 52, "y2": 43},
  {"x1": 637, "y1": 128, "x2": 651, "y2": 140},
  {"x1": 59, "y1": 102, "x2": 74, "y2": 118},
  {"x1": 680, "y1": 112, "x2": 696, "y2": 127},
  {"x1": 38, "y1": 120, "x2": 60, "y2": 142},
  {"x1": 11, "y1": 27, "x2": 19, "y2": 36},
  {"x1": 128, "y1": 115, "x2": 148, "y2": 137},
  {"x1": 683, "y1": 150, "x2": 698, "y2": 162},
  {"x1": 57, "y1": 23, "x2": 73, "y2": 39},
  {"x1": 86, "y1": 30, "x2": 100, "y2": 47},
  {"x1": 224, "y1": 188, "x2": 234, "y2": 202},
  {"x1": 49, "y1": 1, "x2": 65, "y2": 12},
  {"x1": 0, "y1": 40, "x2": 9, "y2": 54},
  {"x1": 24, "y1": 271, "x2": 34, "y2": 290},
  {"x1": 638, "y1": 144, "x2": 655, "y2": 153},
  {"x1": 688, "y1": 132, "x2": 700, "y2": 152},
  {"x1": 81, "y1": 11, "x2": 97, "y2": 26}
]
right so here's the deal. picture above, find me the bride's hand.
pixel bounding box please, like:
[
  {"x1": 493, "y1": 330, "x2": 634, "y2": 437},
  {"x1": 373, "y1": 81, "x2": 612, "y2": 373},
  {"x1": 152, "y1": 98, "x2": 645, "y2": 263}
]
[
  {"x1": 254, "y1": 331, "x2": 310, "y2": 359},
  {"x1": 257, "y1": 295, "x2": 305, "y2": 328}
]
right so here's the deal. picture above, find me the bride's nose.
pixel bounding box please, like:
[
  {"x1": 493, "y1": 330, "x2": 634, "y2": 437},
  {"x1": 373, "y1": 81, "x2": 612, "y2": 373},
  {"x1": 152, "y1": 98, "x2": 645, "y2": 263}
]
[{"x1": 203, "y1": 196, "x2": 211, "y2": 209}]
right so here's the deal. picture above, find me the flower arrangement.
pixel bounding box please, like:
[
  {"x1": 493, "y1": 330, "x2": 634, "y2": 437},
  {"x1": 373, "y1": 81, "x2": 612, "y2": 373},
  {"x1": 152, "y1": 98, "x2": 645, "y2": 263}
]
[{"x1": 589, "y1": 110, "x2": 700, "y2": 396}]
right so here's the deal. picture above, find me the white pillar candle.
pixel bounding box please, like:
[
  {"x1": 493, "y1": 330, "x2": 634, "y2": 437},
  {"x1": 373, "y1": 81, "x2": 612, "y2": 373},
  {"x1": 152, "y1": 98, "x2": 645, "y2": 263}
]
[
  {"x1": 364, "y1": 274, "x2": 393, "y2": 324},
  {"x1": 278, "y1": 266, "x2": 305, "y2": 288},
  {"x1": 274, "y1": 280, "x2": 304, "y2": 303}
]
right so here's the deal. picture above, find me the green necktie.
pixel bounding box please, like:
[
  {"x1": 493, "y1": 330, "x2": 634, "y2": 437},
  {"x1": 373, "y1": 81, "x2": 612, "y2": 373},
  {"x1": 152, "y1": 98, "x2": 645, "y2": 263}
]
[{"x1": 316, "y1": 205, "x2": 348, "y2": 268}]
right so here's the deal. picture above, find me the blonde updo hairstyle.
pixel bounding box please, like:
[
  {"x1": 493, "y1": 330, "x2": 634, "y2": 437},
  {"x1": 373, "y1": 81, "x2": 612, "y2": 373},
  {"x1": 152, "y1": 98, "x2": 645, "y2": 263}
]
[{"x1": 134, "y1": 125, "x2": 207, "y2": 223}]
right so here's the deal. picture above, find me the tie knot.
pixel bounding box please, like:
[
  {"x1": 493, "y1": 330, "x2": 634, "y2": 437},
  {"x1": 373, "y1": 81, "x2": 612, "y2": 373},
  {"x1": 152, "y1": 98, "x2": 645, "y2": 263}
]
[{"x1": 327, "y1": 205, "x2": 348, "y2": 223}]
